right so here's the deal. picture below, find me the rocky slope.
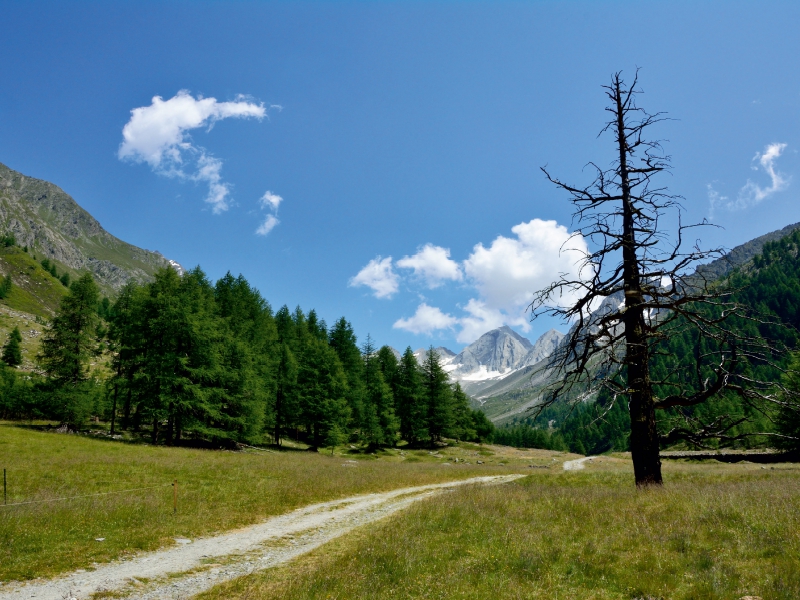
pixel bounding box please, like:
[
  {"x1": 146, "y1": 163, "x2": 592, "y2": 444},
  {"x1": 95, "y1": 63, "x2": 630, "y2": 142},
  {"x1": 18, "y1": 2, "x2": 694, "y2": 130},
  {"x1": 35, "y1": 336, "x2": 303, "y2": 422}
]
[{"x1": 0, "y1": 162, "x2": 180, "y2": 294}]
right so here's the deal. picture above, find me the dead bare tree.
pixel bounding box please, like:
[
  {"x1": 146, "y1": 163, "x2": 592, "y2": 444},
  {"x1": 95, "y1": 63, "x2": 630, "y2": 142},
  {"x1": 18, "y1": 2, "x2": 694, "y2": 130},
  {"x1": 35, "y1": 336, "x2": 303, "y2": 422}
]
[{"x1": 531, "y1": 71, "x2": 797, "y2": 486}]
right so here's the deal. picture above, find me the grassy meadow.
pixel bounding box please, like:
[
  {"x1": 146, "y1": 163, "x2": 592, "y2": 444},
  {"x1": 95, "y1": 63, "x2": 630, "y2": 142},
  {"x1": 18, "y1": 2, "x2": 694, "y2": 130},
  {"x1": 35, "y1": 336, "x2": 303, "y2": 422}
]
[
  {"x1": 3, "y1": 423, "x2": 799, "y2": 599},
  {"x1": 200, "y1": 457, "x2": 800, "y2": 600},
  {"x1": 0, "y1": 423, "x2": 534, "y2": 582}
]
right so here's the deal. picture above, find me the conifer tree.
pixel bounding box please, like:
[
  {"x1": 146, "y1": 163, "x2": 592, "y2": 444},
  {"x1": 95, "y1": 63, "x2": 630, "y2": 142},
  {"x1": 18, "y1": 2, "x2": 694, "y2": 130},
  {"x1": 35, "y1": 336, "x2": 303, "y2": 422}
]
[
  {"x1": 273, "y1": 341, "x2": 299, "y2": 445},
  {"x1": 275, "y1": 305, "x2": 295, "y2": 346},
  {"x1": 376, "y1": 346, "x2": 399, "y2": 391},
  {"x1": 422, "y1": 347, "x2": 451, "y2": 443},
  {"x1": 328, "y1": 317, "x2": 366, "y2": 435},
  {"x1": 0, "y1": 274, "x2": 12, "y2": 299},
  {"x1": 448, "y1": 382, "x2": 476, "y2": 441},
  {"x1": 39, "y1": 273, "x2": 100, "y2": 385},
  {"x1": 2, "y1": 326, "x2": 23, "y2": 367},
  {"x1": 107, "y1": 282, "x2": 145, "y2": 431},
  {"x1": 296, "y1": 333, "x2": 350, "y2": 448},
  {"x1": 395, "y1": 347, "x2": 427, "y2": 444},
  {"x1": 38, "y1": 273, "x2": 101, "y2": 426},
  {"x1": 361, "y1": 335, "x2": 399, "y2": 447}
]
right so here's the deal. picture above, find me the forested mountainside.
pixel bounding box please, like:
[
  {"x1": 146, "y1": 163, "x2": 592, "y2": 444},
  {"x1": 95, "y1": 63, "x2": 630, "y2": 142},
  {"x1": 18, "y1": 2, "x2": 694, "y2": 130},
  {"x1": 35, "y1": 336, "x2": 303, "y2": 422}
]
[
  {"x1": 495, "y1": 227, "x2": 800, "y2": 454},
  {"x1": 0, "y1": 162, "x2": 178, "y2": 294}
]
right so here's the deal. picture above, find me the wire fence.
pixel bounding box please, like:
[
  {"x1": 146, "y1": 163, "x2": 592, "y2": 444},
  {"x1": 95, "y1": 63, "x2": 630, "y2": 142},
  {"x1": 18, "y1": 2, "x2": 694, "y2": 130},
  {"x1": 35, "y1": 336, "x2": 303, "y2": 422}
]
[{"x1": 1, "y1": 472, "x2": 177, "y2": 510}]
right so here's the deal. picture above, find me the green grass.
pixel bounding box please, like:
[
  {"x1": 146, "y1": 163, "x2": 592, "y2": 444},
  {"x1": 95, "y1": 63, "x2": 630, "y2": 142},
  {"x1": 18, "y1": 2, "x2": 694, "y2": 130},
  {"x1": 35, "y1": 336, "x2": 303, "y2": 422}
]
[
  {"x1": 0, "y1": 245, "x2": 68, "y2": 317},
  {"x1": 0, "y1": 423, "x2": 527, "y2": 582},
  {"x1": 198, "y1": 459, "x2": 800, "y2": 600}
]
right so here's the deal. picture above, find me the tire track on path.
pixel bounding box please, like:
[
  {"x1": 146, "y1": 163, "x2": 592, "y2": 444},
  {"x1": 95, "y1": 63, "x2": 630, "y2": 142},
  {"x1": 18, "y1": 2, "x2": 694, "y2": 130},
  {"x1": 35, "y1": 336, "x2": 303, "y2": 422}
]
[{"x1": 1, "y1": 474, "x2": 524, "y2": 600}]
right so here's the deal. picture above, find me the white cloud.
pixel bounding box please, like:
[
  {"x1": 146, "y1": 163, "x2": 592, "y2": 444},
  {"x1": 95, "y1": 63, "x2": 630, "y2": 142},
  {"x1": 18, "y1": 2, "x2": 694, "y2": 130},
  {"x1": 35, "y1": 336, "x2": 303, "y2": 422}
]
[
  {"x1": 393, "y1": 303, "x2": 458, "y2": 335},
  {"x1": 463, "y1": 218, "x2": 589, "y2": 314},
  {"x1": 194, "y1": 154, "x2": 230, "y2": 213},
  {"x1": 118, "y1": 90, "x2": 266, "y2": 213},
  {"x1": 708, "y1": 143, "x2": 789, "y2": 217},
  {"x1": 352, "y1": 218, "x2": 591, "y2": 343},
  {"x1": 260, "y1": 190, "x2": 283, "y2": 212},
  {"x1": 255, "y1": 190, "x2": 283, "y2": 236},
  {"x1": 256, "y1": 214, "x2": 279, "y2": 236},
  {"x1": 456, "y1": 299, "x2": 510, "y2": 344},
  {"x1": 349, "y1": 256, "x2": 399, "y2": 299},
  {"x1": 397, "y1": 244, "x2": 463, "y2": 288}
]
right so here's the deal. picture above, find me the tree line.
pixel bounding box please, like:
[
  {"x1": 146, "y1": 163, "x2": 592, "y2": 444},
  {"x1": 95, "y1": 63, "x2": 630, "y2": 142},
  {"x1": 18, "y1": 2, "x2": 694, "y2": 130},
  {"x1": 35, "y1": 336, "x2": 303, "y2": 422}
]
[{"x1": 0, "y1": 267, "x2": 494, "y2": 449}]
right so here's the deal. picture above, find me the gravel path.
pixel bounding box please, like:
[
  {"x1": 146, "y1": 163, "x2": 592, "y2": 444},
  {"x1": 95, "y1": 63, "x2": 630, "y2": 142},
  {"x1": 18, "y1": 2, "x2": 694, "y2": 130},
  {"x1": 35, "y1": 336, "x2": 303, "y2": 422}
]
[
  {"x1": 562, "y1": 456, "x2": 596, "y2": 471},
  {"x1": 0, "y1": 474, "x2": 524, "y2": 600}
]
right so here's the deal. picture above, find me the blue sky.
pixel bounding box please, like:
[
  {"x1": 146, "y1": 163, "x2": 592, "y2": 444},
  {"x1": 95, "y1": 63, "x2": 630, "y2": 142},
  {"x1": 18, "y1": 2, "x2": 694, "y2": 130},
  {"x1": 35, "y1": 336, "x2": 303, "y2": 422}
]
[{"x1": 2, "y1": 1, "x2": 800, "y2": 352}]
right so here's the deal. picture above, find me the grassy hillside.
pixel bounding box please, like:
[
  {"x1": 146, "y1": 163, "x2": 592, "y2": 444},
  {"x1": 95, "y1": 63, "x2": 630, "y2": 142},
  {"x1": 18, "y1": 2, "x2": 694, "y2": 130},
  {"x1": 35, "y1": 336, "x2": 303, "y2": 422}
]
[
  {"x1": 203, "y1": 458, "x2": 800, "y2": 600},
  {"x1": 0, "y1": 245, "x2": 68, "y2": 316},
  {"x1": 0, "y1": 245, "x2": 70, "y2": 368}
]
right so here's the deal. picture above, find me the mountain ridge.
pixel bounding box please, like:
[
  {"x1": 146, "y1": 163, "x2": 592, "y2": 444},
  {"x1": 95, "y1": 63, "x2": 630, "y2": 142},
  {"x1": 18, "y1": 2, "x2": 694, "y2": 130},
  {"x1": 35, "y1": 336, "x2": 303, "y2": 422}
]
[{"x1": 0, "y1": 162, "x2": 181, "y2": 294}]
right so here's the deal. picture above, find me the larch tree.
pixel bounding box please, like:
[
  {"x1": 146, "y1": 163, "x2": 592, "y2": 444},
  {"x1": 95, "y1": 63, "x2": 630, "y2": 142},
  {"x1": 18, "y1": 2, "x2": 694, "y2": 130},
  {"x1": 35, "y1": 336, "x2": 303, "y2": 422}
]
[
  {"x1": 2, "y1": 326, "x2": 23, "y2": 367},
  {"x1": 423, "y1": 347, "x2": 452, "y2": 443},
  {"x1": 395, "y1": 347, "x2": 427, "y2": 444},
  {"x1": 532, "y1": 71, "x2": 796, "y2": 486},
  {"x1": 38, "y1": 272, "x2": 101, "y2": 427},
  {"x1": 39, "y1": 273, "x2": 100, "y2": 385}
]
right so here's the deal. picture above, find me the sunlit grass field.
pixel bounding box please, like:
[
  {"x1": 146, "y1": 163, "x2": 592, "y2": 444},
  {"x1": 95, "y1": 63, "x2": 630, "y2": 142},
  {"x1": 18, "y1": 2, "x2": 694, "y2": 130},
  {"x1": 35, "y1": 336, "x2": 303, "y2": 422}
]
[
  {"x1": 200, "y1": 458, "x2": 800, "y2": 600},
  {"x1": 0, "y1": 423, "x2": 531, "y2": 582},
  {"x1": 4, "y1": 422, "x2": 798, "y2": 599}
]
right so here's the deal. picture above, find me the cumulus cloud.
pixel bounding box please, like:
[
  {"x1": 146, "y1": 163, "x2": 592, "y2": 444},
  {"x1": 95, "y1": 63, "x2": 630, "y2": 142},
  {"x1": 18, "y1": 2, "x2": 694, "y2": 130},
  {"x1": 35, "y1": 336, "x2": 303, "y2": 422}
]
[
  {"x1": 708, "y1": 143, "x2": 789, "y2": 217},
  {"x1": 118, "y1": 90, "x2": 267, "y2": 213},
  {"x1": 349, "y1": 256, "x2": 399, "y2": 299},
  {"x1": 256, "y1": 214, "x2": 279, "y2": 236},
  {"x1": 464, "y1": 219, "x2": 589, "y2": 312},
  {"x1": 351, "y1": 219, "x2": 591, "y2": 343},
  {"x1": 393, "y1": 303, "x2": 458, "y2": 335},
  {"x1": 396, "y1": 244, "x2": 463, "y2": 288},
  {"x1": 456, "y1": 299, "x2": 510, "y2": 344}
]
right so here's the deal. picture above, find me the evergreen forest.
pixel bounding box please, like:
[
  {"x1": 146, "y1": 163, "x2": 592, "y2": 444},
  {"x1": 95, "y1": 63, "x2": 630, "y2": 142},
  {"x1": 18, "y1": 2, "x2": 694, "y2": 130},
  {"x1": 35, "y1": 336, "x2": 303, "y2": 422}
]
[
  {"x1": 3, "y1": 228, "x2": 800, "y2": 454},
  {"x1": 0, "y1": 265, "x2": 494, "y2": 450}
]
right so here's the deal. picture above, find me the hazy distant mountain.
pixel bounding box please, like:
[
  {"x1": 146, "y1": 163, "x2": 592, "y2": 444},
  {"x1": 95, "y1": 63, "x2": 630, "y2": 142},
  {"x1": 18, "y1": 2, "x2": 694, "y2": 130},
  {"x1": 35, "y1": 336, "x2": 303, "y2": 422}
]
[
  {"x1": 520, "y1": 329, "x2": 564, "y2": 367},
  {"x1": 0, "y1": 162, "x2": 182, "y2": 293}
]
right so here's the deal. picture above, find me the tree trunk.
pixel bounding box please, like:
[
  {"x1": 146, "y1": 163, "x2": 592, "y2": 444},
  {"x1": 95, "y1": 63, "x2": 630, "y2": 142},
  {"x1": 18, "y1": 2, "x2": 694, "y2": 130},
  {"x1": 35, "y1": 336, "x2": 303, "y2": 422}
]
[
  {"x1": 110, "y1": 383, "x2": 118, "y2": 435},
  {"x1": 274, "y1": 387, "x2": 283, "y2": 447},
  {"x1": 122, "y1": 383, "x2": 132, "y2": 429},
  {"x1": 614, "y1": 77, "x2": 663, "y2": 486}
]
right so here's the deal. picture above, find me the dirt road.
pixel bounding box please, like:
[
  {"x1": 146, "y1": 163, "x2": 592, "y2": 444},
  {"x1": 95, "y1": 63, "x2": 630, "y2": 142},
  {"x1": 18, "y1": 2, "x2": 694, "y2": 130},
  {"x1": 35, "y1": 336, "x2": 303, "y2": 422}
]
[{"x1": 0, "y1": 474, "x2": 524, "y2": 600}]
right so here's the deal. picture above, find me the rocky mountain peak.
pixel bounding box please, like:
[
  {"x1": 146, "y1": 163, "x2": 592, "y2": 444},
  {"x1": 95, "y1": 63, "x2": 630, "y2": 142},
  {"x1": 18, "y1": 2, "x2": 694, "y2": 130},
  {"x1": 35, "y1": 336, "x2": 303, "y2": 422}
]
[{"x1": 450, "y1": 326, "x2": 534, "y2": 376}]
